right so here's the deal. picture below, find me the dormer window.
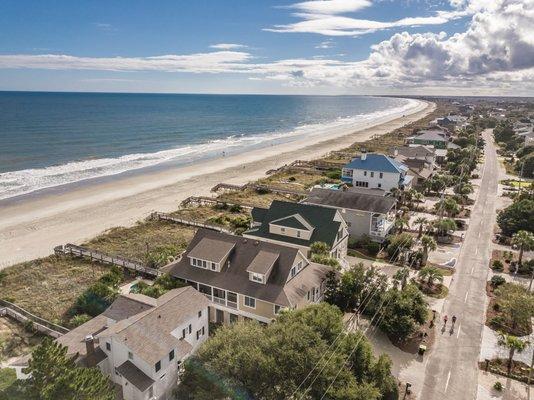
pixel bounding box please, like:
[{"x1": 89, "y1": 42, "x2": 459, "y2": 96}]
[
  {"x1": 247, "y1": 250, "x2": 279, "y2": 284},
  {"x1": 251, "y1": 273, "x2": 264, "y2": 283},
  {"x1": 188, "y1": 238, "x2": 235, "y2": 273}
]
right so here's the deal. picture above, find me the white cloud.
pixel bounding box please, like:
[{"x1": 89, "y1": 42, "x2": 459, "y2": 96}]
[
  {"x1": 94, "y1": 23, "x2": 116, "y2": 32},
  {"x1": 209, "y1": 43, "x2": 247, "y2": 50},
  {"x1": 285, "y1": 0, "x2": 372, "y2": 14},
  {"x1": 0, "y1": 0, "x2": 532, "y2": 94},
  {"x1": 315, "y1": 40, "x2": 335, "y2": 49},
  {"x1": 266, "y1": 0, "x2": 473, "y2": 36}
]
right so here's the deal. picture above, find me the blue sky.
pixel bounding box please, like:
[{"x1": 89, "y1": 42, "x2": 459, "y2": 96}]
[{"x1": 0, "y1": 0, "x2": 532, "y2": 95}]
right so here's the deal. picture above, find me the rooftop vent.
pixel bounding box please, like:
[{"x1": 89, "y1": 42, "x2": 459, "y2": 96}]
[{"x1": 254, "y1": 240, "x2": 259, "y2": 246}]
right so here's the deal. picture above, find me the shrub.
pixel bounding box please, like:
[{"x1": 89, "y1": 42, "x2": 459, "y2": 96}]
[
  {"x1": 325, "y1": 169, "x2": 341, "y2": 180},
  {"x1": 255, "y1": 186, "x2": 270, "y2": 195},
  {"x1": 492, "y1": 260, "x2": 504, "y2": 271},
  {"x1": 517, "y1": 259, "x2": 534, "y2": 274},
  {"x1": 288, "y1": 176, "x2": 296, "y2": 182},
  {"x1": 69, "y1": 314, "x2": 92, "y2": 328},
  {"x1": 228, "y1": 204, "x2": 242, "y2": 213},
  {"x1": 490, "y1": 275, "x2": 506, "y2": 288},
  {"x1": 493, "y1": 381, "x2": 503, "y2": 391},
  {"x1": 366, "y1": 242, "x2": 381, "y2": 256}
]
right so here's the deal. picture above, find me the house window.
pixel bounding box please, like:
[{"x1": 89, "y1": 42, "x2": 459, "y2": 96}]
[
  {"x1": 198, "y1": 310, "x2": 202, "y2": 318},
  {"x1": 306, "y1": 291, "x2": 311, "y2": 301},
  {"x1": 202, "y1": 260, "x2": 207, "y2": 269},
  {"x1": 378, "y1": 183, "x2": 382, "y2": 188},
  {"x1": 370, "y1": 172, "x2": 374, "y2": 178},
  {"x1": 281, "y1": 227, "x2": 286, "y2": 233},
  {"x1": 155, "y1": 361, "x2": 161, "y2": 373},
  {"x1": 106, "y1": 342, "x2": 111, "y2": 351},
  {"x1": 196, "y1": 329, "x2": 202, "y2": 340},
  {"x1": 182, "y1": 328, "x2": 186, "y2": 338},
  {"x1": 364, "y1": 171, "x2": 367, "y2": 176},
  {"x1": 244, "y1": 296, "x2": 256, "y2": 308},
  {"x1": 188, "y1": 324, "x2": 192, "y2": 334},
  {"x1": 355, "y1": 181, "x2": 369, "y2": 187},
  {"x1": 202, "y1": 327, "x2": 205, "y2": 336},
  {"x1": 290, "y1": 266, "x2": 296, "y2": 278},
  {"x1": 228, "y1": 292, "x2": 237, "y2": 303},
  {"x1": 230, "y1": 313, "x2": 239, "y2": 323},
  {"x1": 379, "y1": 172, "x2": 383, "y2": 178},
  {"x1": 274, "y1": 305, "x2": 282, "y2": 315},
  {"x1": 297, "y1": 230, "x2": 301, "y2": 238},
  {"x1": 169, "y1": 350, "x2": 175, "y2": 361},
  {"x1": 128, "y1": 351, "x2": 133, "y2": 360},
  {"x1": 211, "y1": 262, "x2": 216, "y2": 271},
  {"x1": 252, "y1": 273, "x2": 263, "y2": 283},
  {"x1": 343, "y1": 169, "x2": 353, "y2": 177}
]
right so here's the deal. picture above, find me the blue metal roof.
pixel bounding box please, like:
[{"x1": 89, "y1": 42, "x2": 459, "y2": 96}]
[{"x1": 343, "y1": 154, "x2": 408, "y2": 173}]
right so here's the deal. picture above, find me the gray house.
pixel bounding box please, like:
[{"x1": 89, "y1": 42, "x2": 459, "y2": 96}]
[{"x1": 303, "y1": 188, "x2": 396, "y2": 242}]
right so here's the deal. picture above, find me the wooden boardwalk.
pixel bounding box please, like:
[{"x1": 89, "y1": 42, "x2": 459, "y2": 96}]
[
  {"x1": 180, "y1": 196, "x2": 253, "y2": 210},
  {"x1": 0, "y1": 299, "x2": 69, "y2": 338},
  {"x1": 54, "y1": 243, "x2": 161, "y2": 277},
  {"x1": 150, "y1": 212, "x2": 232, "y2": 234}
]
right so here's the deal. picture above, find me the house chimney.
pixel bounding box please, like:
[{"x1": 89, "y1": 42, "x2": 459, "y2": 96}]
[
  {"x1": 361, "y1": 152, "x2": 367, "y2": 161},
  {"x1": 84, "y1": 335, "x2": 95, "y2": 356},
  {"x1": 393, "y1": 148, "x2": 398, "y2": 157}
]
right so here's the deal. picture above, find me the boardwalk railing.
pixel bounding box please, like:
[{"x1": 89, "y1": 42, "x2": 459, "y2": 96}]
[
  {"x1": 150, "y1": 212, "x2": 232, "y2": 234},
  {"x1": 0, "y1": 299, "x2": 69, "y2": 338},
  {"x1": 210, "y1": 182, "x2": 307, "y2": 197},
  {"x1": 180, "y1": 196, "x2": 253, "y2": 210},
  {"x1": 55, "y1": 244, "x2": 161, "y2": 277}
]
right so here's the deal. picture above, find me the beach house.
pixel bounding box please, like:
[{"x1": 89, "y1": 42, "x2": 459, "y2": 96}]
[
  {"x1": 303, "y1": 187, "x2": 396, "y2": 242},
  {"x1": 341, "y1": 153, "x2": 412, "y2": 192},
  {"x1": 170, "y1": 229, "x2": 333, "y2": 324},
  {"x1": 12, "y1": 287, "x2": 209, "y2": 400},
  {"x1": 389, "y1": 146, "x2": 436, "y2": 188},
  {"x1": 243, "y1": 200, "x2": 349, "y2": 262},
  {"x1": 406, "y1": 129, "x2": 450, "y2": 149}
]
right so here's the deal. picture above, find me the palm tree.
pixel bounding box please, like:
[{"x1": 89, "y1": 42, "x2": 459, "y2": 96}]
[
  {"x1": 393, "y1": 267, "x2": 410, "y2": 290},
  {"x1": 394, "y1": 217, "x2": 409, "y2": 233},
  {"x1": 497, "y1": 332, "x2": 529, "y2": 375},
  {"x1": 511, "y1": 230, "x2": 534, "y2": 265},
  {"x1": 414, "y1": 217, "x2": 428, "y2": 238},
  {"x1": 433, "y1": 218, "x2": 457, "y2": 237},
  {"x1": 418, "y1": 266, "x2": 444, "y2": 287},
  {"x1": 421, "y1": 235, "x2": 437, "y2": 265}
]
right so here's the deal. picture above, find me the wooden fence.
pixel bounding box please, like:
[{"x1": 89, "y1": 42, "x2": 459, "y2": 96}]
[
  {"x1": 54, "y1": 244, "x2": 161, "y2": 277},
  {"x1": 0, "y1": 299, "x2": 69, "y2": 338},
  {"x1": 179, "y1": 196, "x2": 253, "y2": 210},
  {"x1": 150, "y1": 212, "x2": 233, "y2": 234}
]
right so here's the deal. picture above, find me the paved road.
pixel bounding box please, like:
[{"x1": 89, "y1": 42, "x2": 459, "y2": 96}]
[{"x1": 419, "y1": 129, "x2": 499, "y2": 400}]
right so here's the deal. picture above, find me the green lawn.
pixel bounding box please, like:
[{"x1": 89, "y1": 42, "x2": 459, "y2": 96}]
[{"x1": 0, "y1": 368, "x2": 29, "y2": 400}]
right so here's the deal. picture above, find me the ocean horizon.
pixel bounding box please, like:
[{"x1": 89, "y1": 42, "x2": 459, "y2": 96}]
[{"x1": 0, "y1": 92, "x2": 418, "y2": 200}]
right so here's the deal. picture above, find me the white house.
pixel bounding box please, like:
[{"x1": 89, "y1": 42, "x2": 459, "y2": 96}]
[
  {"x1": 341, "y1": 153, "x2": 412, "y2": 192},
  {"x1": 12, "y1": 287, "x2": 209, "y2": 400},
  {"x1": 303, "y1": 187, "x2": 397, "y2": 242}
]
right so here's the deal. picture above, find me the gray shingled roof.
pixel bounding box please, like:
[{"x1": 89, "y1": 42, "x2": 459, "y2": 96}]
[
  {"x1": 245, "y1": 200, "x2": 341, "y2": 247},
  {"x1": 188, "y1": 237, "x2": 235, "y2": 263},
  {"x1": 171, "y1": 229, "x2": 301, "y2": 306},
  {"x1": 305, "y1": 188, "x2": 396, "y2": 214},
  {"x1": 116, "y1": 360, "x2": 154, "y2": 392}
]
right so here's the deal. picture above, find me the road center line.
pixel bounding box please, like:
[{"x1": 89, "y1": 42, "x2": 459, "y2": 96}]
[
  {"x1": 464, "y1": 291, "x2": 469, "y2": 302},
  {"x1": 475, "y1": 248, "x2": 478, "y2": 255},
  {"x1": 456, "y1": 323, "x2": 461, "y2": 338},
  {"x1": 445, "y1": 370, "x2": 452, "y2": 392},
  {"x1": 471, "y1": 265, "x2": 475, "y2": 274}
]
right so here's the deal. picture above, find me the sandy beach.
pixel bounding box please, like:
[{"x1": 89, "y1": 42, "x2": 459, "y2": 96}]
[{"x1": 0, "y1": 99, "x2": 434, "y2": 268}]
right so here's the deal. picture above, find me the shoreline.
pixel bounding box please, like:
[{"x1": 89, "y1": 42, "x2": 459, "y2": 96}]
[{"x1": 0, "y1": 99, "x2": 434, "y2": 268}]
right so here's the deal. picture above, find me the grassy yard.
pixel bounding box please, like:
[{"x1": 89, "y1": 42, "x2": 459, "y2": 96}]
[
  {"x1": 0, "y1": 368, "x2": 29, "y2": 400},
  {"x1": 217, "y1": 188, "x2": 303, "y2": 208},
  {"x1": 0, "y1": 318, "x2": 43, "y2": 365},
  {"x1": 85, "y1": 219, "x2": 195, "y2": 262},
  {"x1": 256, "y1": 170, "x2": 336, "y2": 191},
  {"x1": 0, "y1": 256, "x2": 109, "y2": 324}
]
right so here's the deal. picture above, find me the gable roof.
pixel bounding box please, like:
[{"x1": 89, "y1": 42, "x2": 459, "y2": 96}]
[
  {"x1": 98, "y1": 286, "x2": 207, "y2": 365},
  {"x1": 188, "y1": 237, "x2": 235, "y2": 263},
  {"x1": 116, "y1": 360, "x2": 154, "y2": 392},
  {"x1": 245, "y1": 200, "x2": 341, "y2": 247},
  {"x1": 390, "y1": 145, "x2": 435, "y2": 158},
  {"x1": 343, "y1": 154, "x2": 408, "y2": 173},
  {"x1": 271, "y1": 214, "x2": 313, "y2": 230},
  {"x1": 170, "y1": 229, "x2": 301, "y2": 306},
  {"x1": 305, "y1": 188, "x2": 396, "y2": 214},
  {"x1": 412, "y1": 130, "x2": 449, "y2": 142}
]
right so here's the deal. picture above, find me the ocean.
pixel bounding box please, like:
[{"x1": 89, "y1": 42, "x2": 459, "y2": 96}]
[{"x1": 0, "y1": 92, "x2": 418, "y2": 200}]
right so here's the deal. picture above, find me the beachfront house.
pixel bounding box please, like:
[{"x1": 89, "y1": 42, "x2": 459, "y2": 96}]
[
  {"x1": 170, "y1": 228, "x2": 333, "y2": 324},
  {"x1": 389, "y1": 146, "x2": 436, "y2": 188},
  {"x1": 406, "y1": 129, "x2": 450, "y2": 149},
  {"x1": 303, "y1": 187, "x2": 396, "y2": 242},
  {"x1": 341, "y1": 153, "x2": 412, "y2": 192},
  {"x1": 243, "y1": 200, "x2": 349, "y2": 263},
  {"x1": 11, "y1": 287, "x2": 209, "y2": 400}
]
